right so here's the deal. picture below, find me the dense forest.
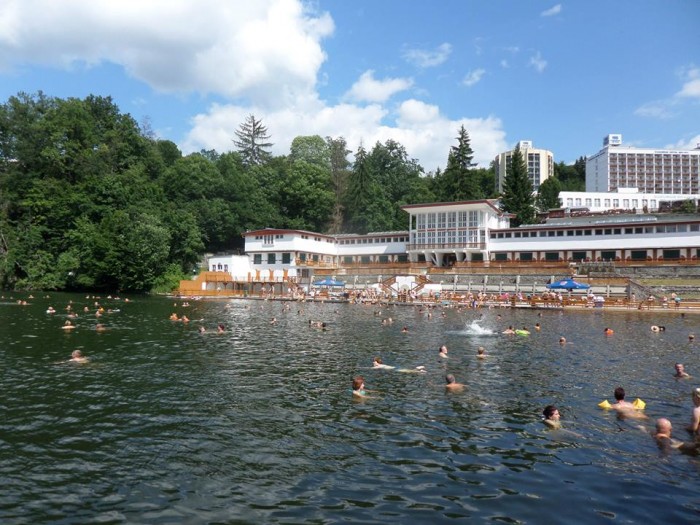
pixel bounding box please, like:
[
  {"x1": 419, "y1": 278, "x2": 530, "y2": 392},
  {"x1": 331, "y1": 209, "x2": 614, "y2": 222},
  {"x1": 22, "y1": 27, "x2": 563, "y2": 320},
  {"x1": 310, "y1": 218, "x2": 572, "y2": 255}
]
[{"x1": 0, "y1": 93, "x2": 584, "y2": 292}]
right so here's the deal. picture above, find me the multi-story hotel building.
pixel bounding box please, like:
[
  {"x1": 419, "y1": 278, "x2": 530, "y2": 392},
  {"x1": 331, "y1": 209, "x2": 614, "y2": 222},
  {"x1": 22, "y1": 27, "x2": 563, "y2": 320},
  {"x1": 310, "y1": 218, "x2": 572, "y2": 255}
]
[
  {"x1": 494, "y1": 140, "x2": 554, "y2": 193},
  {"x1": 586, "y1": 134, "x2": 700, "y2": 194}
]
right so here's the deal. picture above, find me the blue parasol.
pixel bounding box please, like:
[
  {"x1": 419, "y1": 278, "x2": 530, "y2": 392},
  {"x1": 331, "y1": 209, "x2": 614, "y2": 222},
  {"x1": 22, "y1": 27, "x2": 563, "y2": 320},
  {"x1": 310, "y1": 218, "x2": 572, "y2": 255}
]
[
  {"x1": 312, "y1": 278, "x2": 346, "y2": 287},
  {"x1": 546, "y1": 278, "x2": 590, "y2": 291}
]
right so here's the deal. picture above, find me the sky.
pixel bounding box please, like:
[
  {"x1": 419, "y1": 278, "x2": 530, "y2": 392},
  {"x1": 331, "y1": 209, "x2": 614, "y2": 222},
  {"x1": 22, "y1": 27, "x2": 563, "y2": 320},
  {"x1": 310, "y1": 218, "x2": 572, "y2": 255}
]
[{"x1": 0, "y1": 0, "x2": 698, "y2": 172}]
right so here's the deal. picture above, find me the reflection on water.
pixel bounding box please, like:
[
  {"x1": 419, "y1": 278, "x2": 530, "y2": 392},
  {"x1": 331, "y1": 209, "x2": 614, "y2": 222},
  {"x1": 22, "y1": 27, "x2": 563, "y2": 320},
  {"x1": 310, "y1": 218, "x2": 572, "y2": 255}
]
[{"x1": 1, "y1": 294, "x2": 699, "y2": 523}]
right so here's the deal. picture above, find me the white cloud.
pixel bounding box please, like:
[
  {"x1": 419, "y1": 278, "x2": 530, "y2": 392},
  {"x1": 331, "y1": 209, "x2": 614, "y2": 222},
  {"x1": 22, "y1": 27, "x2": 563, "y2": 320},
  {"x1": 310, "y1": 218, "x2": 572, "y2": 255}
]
[
  {"x1": 462, "y1": 68, "x2": 485, "y2": 87},
  {"x1": 500, "y1": 59, "x2": 509, "y2": 69},
  {"x1": 541, "y1": 4, "x2": 562, "y2": 17},
  {"x1": 666, "y1": 134, "x2": 700, "y2": 150},
  {"x1": 636, "y1": 65, "x2": 699, "y2": 119},
  {"x1": 183, "y1": 98, "x2": 507, "y2": 171},
  {"x1": 529, "y1": 52, "x2": 547, "y2": 73},
  {"x1": 0, "y1": 0, "x2": 334, "y2": 108},
  {"x1": 676, "y1": 67, "x2": 700, "y2": 98},
  {"x1": 344, "y1": 70, "x2": 413, "y2": 103},
  {"x1": 0, "y1": 0, "x2": 508, "y2": 171},
  {"x1": 402, "y1": 43, "x2": 452, "y2": 68},
  {"x1": 634, "y1": 101, "x2": 675, "y2": 119}
]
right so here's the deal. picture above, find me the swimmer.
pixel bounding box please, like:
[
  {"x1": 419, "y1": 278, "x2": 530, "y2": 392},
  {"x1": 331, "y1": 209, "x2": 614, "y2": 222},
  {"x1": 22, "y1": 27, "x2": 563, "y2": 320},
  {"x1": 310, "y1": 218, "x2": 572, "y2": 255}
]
[
  {"x1": 652, "y1": 418, "x2": 700, "y2": 454},
  {"x1": 559, "y1": 336, "x2": 567, "y2": 345},
  {"x1": 217, "y1": 324, "x2": 226, "y2": 333},
  {"x1": 372, "y1": 357, "x2": 395, "y2": 370},
  {"x1": 604, "y1": 327, "x2": 614, "y2": 335},
  {"x1": 352, "y1": 376, "x2": 367, "y2": 398},
  {"x1": 534, "y1": 323, "x2": 541, "y2": 331},
  {"x1": 502, "y1": 325, "x2": 516, "y2": 335},
  {"x1": 46, "y1": 306, "x2": 56, "y2": 314},
  {"x1": 401, "y1": 326, "x2": 409, "y2": 333},
  {"x1": 270, "y1": 317, "x2": 277, "y2": 324},
  {"x1": 477, "y1": 347, "x2": 486, "y2": 359},
  {"x1": 439, "y1": 345, "x2": 448, "y2": 359},
  {"x1": 650, "y1": 325, "x2": 665, "y2": 333},
  {"x1": 612, "y1": 387, "x2": 647, "y2": 419},
  {"x1": 61, "y1": 320, "x2": 76, "y2": 330},
  {"x1": 674, "y1": 363, "x2": 690, "y2": 379},
  {"x1": 181, "y1": 315, "x2": 190, "y2": 323},
  {"x1": 169, "y1": 313, "x2": 179, "y2": 321},
  {"x1": 95, "y1": 323, "x2": 106, "y2": 332},
  {"x1": 69, "y1": 349, "x2": 89, "y2": 363},
  {"x1": 445, "y1": 374, "x2": 465, "y2": 392},
  {"x1": 687, "y1": 388, "x2": 700, "y2": 436},
  {"x1": 689, "y1": 334, "x2": 695, "y2": 342},
  {"x1": 542, "y1": 405, "x2": 561, "y2": 429},
  {"x1": 397, "y1": 365, "x2": 427, "y2": 374},
  {"x1": 198, "y1": 326, "x2": 206, "y2": 334}
]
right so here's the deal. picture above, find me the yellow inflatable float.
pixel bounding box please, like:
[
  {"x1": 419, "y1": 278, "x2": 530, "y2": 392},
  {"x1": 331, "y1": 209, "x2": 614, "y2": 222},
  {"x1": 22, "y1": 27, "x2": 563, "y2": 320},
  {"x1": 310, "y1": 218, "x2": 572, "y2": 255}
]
[{"x1": 598, "y1": 398, "x2": 646, "y2": 409}]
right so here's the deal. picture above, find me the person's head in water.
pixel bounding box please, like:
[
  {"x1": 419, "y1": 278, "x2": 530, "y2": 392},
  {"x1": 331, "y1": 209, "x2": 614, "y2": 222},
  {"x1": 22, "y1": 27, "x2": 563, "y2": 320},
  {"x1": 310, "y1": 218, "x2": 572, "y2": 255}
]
[
  {"x1": 614, "y1": 387, "x2": 626, "y2": 401},
  {"x1": 445, "y1": 374, "x2": 456, "y2": 385},
  {"x1": 543, "y1": 405, "x2": 560, "y2": 421},
  {"x1": 352, "y1": 376, "x2": 365, "y2": 391}
]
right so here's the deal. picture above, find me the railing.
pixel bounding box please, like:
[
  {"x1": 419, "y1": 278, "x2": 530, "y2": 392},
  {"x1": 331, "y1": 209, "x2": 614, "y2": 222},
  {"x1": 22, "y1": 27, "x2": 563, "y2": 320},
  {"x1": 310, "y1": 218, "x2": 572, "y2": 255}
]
[{"x1": 407, "y1": 243, "x2": 486, "y2": 251}]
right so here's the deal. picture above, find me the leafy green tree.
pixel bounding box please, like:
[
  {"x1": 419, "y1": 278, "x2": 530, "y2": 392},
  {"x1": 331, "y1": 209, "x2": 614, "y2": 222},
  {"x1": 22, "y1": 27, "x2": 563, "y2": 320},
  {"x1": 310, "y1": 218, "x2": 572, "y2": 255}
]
[
  {"x1": 233, "y1": 114, "x2": 273, "y2": 167},
  {"x1": 437, "y1": 126, "x2": 482, "y2": 201},
  {"x1": 536, "y1": 176, "x2": 562, "y2": 211},
  {"x1": 279, "y1": 160, "x2": 335, "y2": 231},
  {"x1": 500, "y1": 145, "x2": 536, "y2": 226},
  {"x1": 365, "y1": 139, "x2": 425, "y2": 229},
  {"x1": 289, "y1": 135, "x2": 330, "y2": 167},
  {"x1": 554, "y1": 157, "x2": 586, "y2": 191}
]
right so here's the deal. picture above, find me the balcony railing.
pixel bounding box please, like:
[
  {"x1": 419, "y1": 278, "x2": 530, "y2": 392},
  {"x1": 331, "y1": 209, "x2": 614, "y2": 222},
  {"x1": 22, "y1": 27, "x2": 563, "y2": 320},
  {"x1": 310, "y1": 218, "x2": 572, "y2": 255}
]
[{"x1": 407, "y1": 242, "x2": 486, "y2": 251}]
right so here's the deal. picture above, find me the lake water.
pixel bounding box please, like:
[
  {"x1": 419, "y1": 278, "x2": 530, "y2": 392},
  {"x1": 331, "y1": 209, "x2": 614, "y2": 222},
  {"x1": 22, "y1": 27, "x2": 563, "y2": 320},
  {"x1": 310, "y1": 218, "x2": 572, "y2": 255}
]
[{"x1": 1, "y1": 293, "x2": 699, "y2": 524}]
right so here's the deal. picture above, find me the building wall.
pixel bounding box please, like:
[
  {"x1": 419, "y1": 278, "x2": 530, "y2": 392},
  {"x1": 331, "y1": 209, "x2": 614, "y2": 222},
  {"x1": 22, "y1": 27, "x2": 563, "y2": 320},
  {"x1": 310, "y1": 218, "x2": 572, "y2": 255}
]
[
  {"x1": 585, "y1": 134, "x2": 700, "y2": 194},
  {"x1": 495, "y1": 140, "x2": 554, "y2": 193},
  {"x1": 558, "y1": 190, "x2": 698, "y2": 212}
]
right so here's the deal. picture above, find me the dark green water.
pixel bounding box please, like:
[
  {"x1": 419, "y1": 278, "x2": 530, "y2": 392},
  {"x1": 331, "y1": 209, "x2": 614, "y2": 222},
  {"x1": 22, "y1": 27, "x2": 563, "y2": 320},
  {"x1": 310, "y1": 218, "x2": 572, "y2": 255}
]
[{"x1": 1, "y1": 293, "x2": 699, "y2": 524}]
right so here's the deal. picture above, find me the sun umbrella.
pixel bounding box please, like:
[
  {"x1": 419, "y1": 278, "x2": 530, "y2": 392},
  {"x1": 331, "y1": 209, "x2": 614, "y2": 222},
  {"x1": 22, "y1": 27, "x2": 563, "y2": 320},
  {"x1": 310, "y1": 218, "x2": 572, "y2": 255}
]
[
  {"x1": 546, "y1": 278, "x2": 590, "y2": 291},
  {"x1": 312, "y1": 278, "x2": 346, "y2": 287}
]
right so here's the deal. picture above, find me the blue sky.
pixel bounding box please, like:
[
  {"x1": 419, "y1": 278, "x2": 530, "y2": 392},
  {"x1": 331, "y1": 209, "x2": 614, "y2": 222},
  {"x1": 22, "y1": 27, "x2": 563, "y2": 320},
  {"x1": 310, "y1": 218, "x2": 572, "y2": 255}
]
[{"x1": 0, "y1": 0, "x2": 698, "y2": 171}]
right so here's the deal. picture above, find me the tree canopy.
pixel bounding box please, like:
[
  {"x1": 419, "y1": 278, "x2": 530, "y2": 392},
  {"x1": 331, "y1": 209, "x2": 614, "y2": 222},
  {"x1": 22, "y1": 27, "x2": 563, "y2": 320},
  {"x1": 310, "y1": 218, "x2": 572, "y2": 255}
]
[{"x1": 0, "y1": 93, "x2": 587, "y2": 292}]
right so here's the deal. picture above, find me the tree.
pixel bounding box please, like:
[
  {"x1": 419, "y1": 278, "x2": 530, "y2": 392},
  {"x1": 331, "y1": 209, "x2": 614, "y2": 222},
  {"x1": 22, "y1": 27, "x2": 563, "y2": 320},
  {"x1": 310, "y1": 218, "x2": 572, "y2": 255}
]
[
  {"x1": 326, "y1": 136, "x2": 351, "y2": 233},
  {"x1": 233, "y1": 114, "x2": 272, "y2": 167},
  {"x1": 536, "y1": 176, "x2": 562, "y2": 212},
  {"x1": 437, "y1": 126, "x2": 482, "y2": 201},
  {"x1": 500, "y1": 145, "x2": 536, "y2": 226},
  {"x1": 289, "y1": 135, "x2": 330, "y2": 168},
  {"x1": 343, "y1": 145, "x2": 390, "y2": 233}
]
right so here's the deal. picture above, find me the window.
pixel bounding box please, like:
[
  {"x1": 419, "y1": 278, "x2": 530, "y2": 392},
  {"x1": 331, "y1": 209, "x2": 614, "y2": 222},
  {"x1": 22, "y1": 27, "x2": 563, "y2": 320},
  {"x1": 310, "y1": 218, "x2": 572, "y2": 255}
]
[
  {"x1": 520, "y1": 252, "x2": 533, "y2": 261},
  {"x1": 267, "y1": 254, "x2": 275, "y2": 264},
  {"x1": 343, "y1": 256, "x2": 353, "y2": 264},
  {"x1": 545, "y1": 252, "x2": 559, "y2": 261},
  {"x1": 630, "y1": 250, "x2": 647, "y2": 261},
  {"x1": 494, "y1": 253, "x2": 508, "y2": 261},
  {"x1": 253, "y1": 254, "x2": 262, "y2": 264},
  {"x1": 282, "y1": 253, "x2": 291, "y2": 264},
  {"x1": 361, "y1": 256, "x2": 370, "y2": 264},
  {"x1": 663, "y1": 249, "x2": 680, "y2": 259},
  {"x1": 572, "y1": 251, "x2": 587, "y2": 260},
  {"x1": 379, "y1": 255, "x2": 389, "y2": 263},
  {"x1": 557, "y1": 231, "x2": 564, "y2": 237},
  {"x1": 468, "y1": 211, "x2": 479, "y2": 228},
  {"x1": 601, "y1": 250, "x2": 616, "y2": 260},
  {"x1": 471, "y1": 253, "x2": 484, "y2": 262}
]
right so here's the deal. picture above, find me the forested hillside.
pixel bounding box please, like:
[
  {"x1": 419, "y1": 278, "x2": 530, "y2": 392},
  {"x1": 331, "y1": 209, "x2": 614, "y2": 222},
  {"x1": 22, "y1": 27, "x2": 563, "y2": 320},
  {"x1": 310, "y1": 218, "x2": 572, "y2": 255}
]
[{"x1": 0, "y1": 93, "x2": 582, "y2": 292}]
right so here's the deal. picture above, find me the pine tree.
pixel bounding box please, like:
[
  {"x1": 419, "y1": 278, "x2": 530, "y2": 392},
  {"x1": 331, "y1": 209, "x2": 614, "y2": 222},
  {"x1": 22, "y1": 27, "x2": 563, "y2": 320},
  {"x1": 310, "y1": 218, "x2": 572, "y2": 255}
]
[
  {"x1": 440, "y1": 125, "x2": 482, "y2": 201},
  {"x1": 233, "y1": 114, "x2": 273, "y2": 167},
  {"x1": 500, "y1": 145, "x2": 536, "y2": 226}
]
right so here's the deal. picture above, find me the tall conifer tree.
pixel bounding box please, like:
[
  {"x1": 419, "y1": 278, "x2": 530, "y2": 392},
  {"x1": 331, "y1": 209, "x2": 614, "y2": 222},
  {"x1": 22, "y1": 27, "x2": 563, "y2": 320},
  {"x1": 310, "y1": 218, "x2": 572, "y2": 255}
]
[{"x1": 500, "y1": 145, "x2": 535, "y2": 226}]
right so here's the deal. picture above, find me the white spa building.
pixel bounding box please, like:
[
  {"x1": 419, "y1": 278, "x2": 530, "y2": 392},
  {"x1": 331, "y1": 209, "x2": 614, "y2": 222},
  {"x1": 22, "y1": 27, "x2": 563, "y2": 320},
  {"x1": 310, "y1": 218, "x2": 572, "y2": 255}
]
[{"x1": 207, "y1": 200, "x2": 700, "y2": 283}]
